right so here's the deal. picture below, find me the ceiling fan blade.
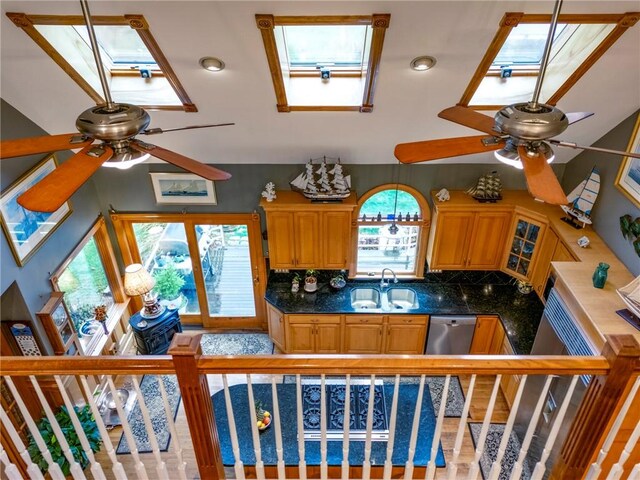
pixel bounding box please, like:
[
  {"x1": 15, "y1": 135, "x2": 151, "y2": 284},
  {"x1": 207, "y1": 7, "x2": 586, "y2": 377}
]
[
  {"x1": 395, "y1": 135, "x2": 503, "y2": 164},
  {"x1": 518, "y1": 145, "x2": 568, "y2": 205},
  {"x1": 131, "y1": 140, "x2": 231, "y2": 181},
  {"x1": 438, "y1": 106, "x2": 502, "y2": 136},
  {"x1": 550, "y1": 139, "x2": 640, "y2": 159},
  {"x1": 1, "y1": 133, "x2": 93, "y2": 159},
  {"x1": 17, "y1": 144, "x2": 113, "y2": 213},
  {"x1": 141, "y1": 123, "x2": 235, "y2": 135},
  {"x1": 565, "y1": 112, "x2": 594, "y2": 125}
]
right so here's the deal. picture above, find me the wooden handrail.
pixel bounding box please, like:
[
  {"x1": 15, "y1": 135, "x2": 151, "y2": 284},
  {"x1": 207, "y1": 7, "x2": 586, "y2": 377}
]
[{"x1": 0, "y1": 355, "x2": 174, "y2": 376}]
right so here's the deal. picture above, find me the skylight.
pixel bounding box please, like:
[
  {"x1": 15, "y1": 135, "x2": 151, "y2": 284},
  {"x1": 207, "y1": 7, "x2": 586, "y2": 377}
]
[
  {"x1": 492, "y1": 24, "x2": 568, "y2": 66},
  {"x1": 73, "y1": 25, "x2": 157, "y2": 67}
]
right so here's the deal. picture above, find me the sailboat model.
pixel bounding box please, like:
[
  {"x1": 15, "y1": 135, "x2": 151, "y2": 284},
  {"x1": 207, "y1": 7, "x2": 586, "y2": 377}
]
[
  {"x1": 561, "y1": 167, "x2": 600, "y2": 229},
  {"x1": 290, "y1": 156, "x2": 352, "y2": 200}
]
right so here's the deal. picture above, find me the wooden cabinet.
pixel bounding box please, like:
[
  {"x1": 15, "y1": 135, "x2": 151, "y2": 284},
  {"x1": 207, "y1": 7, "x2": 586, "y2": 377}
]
[
  {"x1": 266, "y1": 304, "x2": 286, "y2": 352},
  {"x1": 502, "y1": 212, "x2": 547, "y2": 281},
  {"x1": 384, "y1": 315, "x2": 428, "y2": 354},
  {"x1": 261, "y1": 191, "x2": 357, "y2": 270},
  {"x1": 344, "y1": 315, "x2": 384, "y2": 353},
  {"x1": 428, "y1": 209, "x2": 511, "y2": 270},
  {"x1": 530, "y1": 228, "x2": 578, "y2": 301},
  {"x1": 499, "y1": 336, "x2": 521, "y2": 408},
  {"x1": 37, "y1": 292, "x2": 82, "y2": 356},
  {"x1": 287, "y1": 314, "x2": 341, "y2": 353},
  {"x1": 469, "y1": 315, "x2": 501, "y2": 354}
]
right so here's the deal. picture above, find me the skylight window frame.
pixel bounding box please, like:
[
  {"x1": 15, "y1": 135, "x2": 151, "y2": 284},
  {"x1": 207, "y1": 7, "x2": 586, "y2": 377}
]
[
  {"x1": 255, "y1": 14, "x2": 390, "y2": 112},
  {"x1": 459, "y1": 12, "x2": 639, "y2": 110},
  {"x1": 7, "y1": 12, "x2": 196, "y2": 112}
]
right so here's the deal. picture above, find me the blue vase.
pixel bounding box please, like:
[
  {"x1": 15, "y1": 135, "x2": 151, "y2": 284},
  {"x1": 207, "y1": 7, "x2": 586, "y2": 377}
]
[{"x1": 592, "y1": 262, "x2": 609, "y2": 289}]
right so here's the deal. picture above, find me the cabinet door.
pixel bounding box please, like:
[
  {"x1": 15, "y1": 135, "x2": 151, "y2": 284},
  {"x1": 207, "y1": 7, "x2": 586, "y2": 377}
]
[
  {"x1": 294, "y1": 212, "x2": 321, "y2": 268},
  {"x1": 288, "y1": 323, "x2": 315, "y2": 353},
  {"x1": 384, "y1": 316, "x2": 428, "y2": 354},
  {"x1": 552, "y1": 241, "x2": 577, "y2": 262},
  {"x1": 322, "y1": 211, "x2": 352, "y2": 269},
  {"x1": 316, "y1": 324, "x2": 342, "y2": 353},
  {"x1": 469, "y1": 315, "x2": 498, "y2": 354},
  {"x1": 344, "y1": 316, "x2": 384, "y2": 353},
  {"x1": 503, "y1": 215, "x2": 546, "y2": 281},
  {"x1": 267, "y1": 305, "x2": 286, "y2": 352},
  {"x1": 530, "y1": 229, "x2": 559, "y2": 299},
  {"x1": 266, "y1": 212, "x2": 296, "y2": 268},
  {"x1": 430, "y1": 212, "x2": 475, "y2": 269},
  {"x1": 467, "y1": 212, "x2": 512, "y2": 269}
]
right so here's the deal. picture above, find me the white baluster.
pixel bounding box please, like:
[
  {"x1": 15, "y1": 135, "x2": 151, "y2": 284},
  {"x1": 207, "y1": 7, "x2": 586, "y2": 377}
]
[
  {"x1": 448, "y1": 375, "x2": 477, "y2": 480},
  {"x1": 77, "y1": 375, "x2": 127, "y2": 480},
  {"x1": 131, "y1": 376, "x2": 169, "y2": 480},
  {"x1": 363, "y1": 375, "x2": 377, "y2": 480},
  {"x1": 320, "y1": 374, "x2": 328, "y2": 480},
  {"x1": 106, "y1": 377, "x2": 149, "y2": 480},
  {"x1": 28, "y1": 376, "x2": 85, "y2": 479},
  {"x1": 53, "y1": 376, "x2": 106, "y2": 480},
  {"x1": 383, "y1": 375, "x2": 400, "y2": 480},
  {"x1": 222, "y1": 375, "x2": 245, "y2": 480},
  {"x1": 5, "y1": 377, "x2": 65, "y2": 479},
  {"x1": 488, "y1": 375, "x2": 528, "y2": 480},
  {"x1": 0, "y1": 408, "x2": 44, "y2": 479},
  {"x1": 509, "y1": 375, "x2": 553, "y2": 480},
  {"x1": 271, "y1": 377, "x2": 286, "y2": 480},
  {"x1": 427, "y1": 375, "x2": 450, "y2": 480},
  {"x1": 404, "y1": 374, "x2": 426, "y2": 480},
  {"x1": 157, "y1": 375, "x2": 187, "y2": 480},
  {"x1": 467, "y1": 375, "x2": 502, "y2": 480},
  {"x1": 295, "y1": 374, "x2": 307, "y2": 480},
  {"x1": 587, "y1": 376, "x2": 640, "y2": 480},
  {"x1": 341, "y1": 374, "x2": 351, "y2": 480},
  {"x1": 246, "y1": 374, "x2": 265, "y2": 480},
  {"x1": 531, "y1": 375, "x2": 579, "y2": 480},
  {"x1": 605, "y1": 410, "x2": 640, "y2": 480},
  {"x1": 0, "y1": 443, "x2": 24, "y2": 480},
  {"x1": 627, "y1": 463, "x2": 640, "y2": 479}
]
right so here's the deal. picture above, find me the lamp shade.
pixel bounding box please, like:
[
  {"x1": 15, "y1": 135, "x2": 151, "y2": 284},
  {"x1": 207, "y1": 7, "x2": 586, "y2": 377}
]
[{"x1": 124, "y1": 264, "x2": 155, "y2": 296}]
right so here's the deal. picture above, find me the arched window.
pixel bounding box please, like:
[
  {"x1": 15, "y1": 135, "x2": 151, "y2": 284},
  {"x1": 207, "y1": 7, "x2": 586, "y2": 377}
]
[{"x1": 352, "y1": 184, "x2": 430, "y2": 277}]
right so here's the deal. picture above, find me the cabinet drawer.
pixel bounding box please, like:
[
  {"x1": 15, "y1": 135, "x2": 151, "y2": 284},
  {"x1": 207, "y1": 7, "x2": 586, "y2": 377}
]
[
  {"x1": 345, "y1": 315, "x2": 384, "y2": 325},
  {"x1": 288, "y1": 315, "x2": 341, "y2": 324},
  {"x1": 387, "y1": 315, "x2": 428, "y2": 325}
]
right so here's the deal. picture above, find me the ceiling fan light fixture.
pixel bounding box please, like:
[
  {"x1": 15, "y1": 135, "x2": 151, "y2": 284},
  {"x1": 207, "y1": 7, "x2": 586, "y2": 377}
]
[
  {"x1": 410, "y1": 56, "x2": 436, "y2": 71},
  {"x1": 494, "y1": 141, "x2": 523, "y2": 170},
  {"x1": 102, "y1": 149, "x2": 151, "y2": 170},
  {"x1": 199, "y1": 57, "x2": 225, "y2": 72}
]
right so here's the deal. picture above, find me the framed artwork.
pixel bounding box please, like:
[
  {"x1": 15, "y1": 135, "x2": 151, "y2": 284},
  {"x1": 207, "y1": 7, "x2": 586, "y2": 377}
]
[
  {"x1": 615, "y1": 113, "x2": 640, "y2": 208},
  {"x1": 150, "y1": 172, "x2": 217, "y2": 205},
  {"x1": 1, "y1": 320, "x2": 44, "y2": 356},
  {"x1": 0, "y1": 154, "x2": 72, "y2": 266}
]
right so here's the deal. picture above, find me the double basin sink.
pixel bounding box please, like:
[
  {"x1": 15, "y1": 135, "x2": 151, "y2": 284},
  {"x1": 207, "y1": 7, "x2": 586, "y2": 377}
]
[{"x1": 350, "y1": 287, "x2": 419, "y2": 311}]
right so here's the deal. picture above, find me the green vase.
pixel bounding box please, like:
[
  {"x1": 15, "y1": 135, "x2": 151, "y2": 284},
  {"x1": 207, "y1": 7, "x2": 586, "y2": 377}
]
[{"x1": 592, "y1": 262, "x2": 609, "y2": 289}]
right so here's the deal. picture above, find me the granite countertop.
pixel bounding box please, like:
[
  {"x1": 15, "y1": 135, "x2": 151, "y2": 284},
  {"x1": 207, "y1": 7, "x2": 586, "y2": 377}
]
[{"x1": 265, "y1": 273, "x2": 544, "y2": 354}]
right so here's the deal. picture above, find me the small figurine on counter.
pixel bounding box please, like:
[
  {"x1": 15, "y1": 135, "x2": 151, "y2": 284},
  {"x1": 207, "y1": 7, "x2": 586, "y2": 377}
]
[
  {"x1": 261, "y1": 182, "x2": 277, "y2": 202},
  {"x1": 577, "y1": 236, "x2": 590, "y2": 248},
  {"x1": 436, "y1": 188, "x2": 450, "y2": 202}
]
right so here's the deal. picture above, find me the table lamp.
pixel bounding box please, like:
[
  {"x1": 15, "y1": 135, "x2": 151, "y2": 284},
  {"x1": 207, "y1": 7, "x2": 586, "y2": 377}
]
[{"x1": 124, "y1": 264, "x2": 164, "y2": 318}]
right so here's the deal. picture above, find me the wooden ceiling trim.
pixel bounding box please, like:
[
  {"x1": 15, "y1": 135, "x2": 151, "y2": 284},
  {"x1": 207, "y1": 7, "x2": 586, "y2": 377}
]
[
  {"x1": 361, "y1": 13, "x2": 390, "y2": 113},
  {"x1": 255, "y1": 14, "x2": 289, "y2": 112}
]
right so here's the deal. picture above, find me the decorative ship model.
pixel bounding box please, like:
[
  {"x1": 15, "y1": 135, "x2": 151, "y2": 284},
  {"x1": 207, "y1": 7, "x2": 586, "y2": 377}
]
[
  {"x1": 290, "y1": 156, "x2": 351, "y2": 200},
  {"x1": 466, "y1": 171, "x2": 502, "y2": 203},
  {"x1": 561, "y1": 167, "x2": 600, "y2": 229}
]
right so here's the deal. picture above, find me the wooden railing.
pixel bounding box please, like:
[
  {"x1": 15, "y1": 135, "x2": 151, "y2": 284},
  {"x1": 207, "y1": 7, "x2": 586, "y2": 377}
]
[{"x1": 0, "y1": 333, "x2": 638, "y2": 480}]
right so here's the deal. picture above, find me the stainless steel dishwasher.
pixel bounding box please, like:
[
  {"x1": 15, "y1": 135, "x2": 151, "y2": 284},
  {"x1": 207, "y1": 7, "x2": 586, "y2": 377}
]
[{"x1": 425, "y1": 315, "x2": 477, "y2": 354}]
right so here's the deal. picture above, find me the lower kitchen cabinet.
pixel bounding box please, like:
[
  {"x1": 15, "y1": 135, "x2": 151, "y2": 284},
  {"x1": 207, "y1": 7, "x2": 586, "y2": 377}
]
[
  {"x1": 469, "y1": 315, "x2": 499, "y2": 354},
  {"x1": 344, "y1": 315, "x2": 384, "y2": 353},
  {"x1": 287, "y1": 314, "x2": 341, "y2": 353},
  {"x1": 498, "y1": 327, "x2": 521, "y2": 408},
  {"x1": 266, "y1": 304, "x2": 286, "y2": 352},
  {"x1": 384, "y1": 315, "x2": 428, "y2": 354}
]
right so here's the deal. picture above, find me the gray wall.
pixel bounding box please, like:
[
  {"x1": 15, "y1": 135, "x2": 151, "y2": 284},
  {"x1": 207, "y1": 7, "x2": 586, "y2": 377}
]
[
  {"x1": 562, "y1": 110, "x2": 640, "y2": 276},
  {"x1": 0, "y1": 99, "x2": 104, "y2": 352}
]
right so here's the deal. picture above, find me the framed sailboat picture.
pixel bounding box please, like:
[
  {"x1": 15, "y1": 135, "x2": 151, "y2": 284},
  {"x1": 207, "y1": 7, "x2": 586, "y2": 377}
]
[
  {"x1": 615, "y1": 113, "x2": 640, "y2": 208},
  {"x1": 149, "y1": 172, "x2": 217, "y2": 205}
]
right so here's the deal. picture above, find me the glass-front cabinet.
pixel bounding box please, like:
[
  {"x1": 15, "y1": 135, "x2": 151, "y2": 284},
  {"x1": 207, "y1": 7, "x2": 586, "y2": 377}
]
[{"x1": 502, "y1": 213, "x2": 547, "y2": 281}]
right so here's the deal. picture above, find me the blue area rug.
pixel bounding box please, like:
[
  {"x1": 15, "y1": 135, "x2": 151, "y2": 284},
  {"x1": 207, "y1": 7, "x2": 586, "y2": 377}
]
[{"x1": 212, "y1": 383, "x2": 446, "y2": 467}]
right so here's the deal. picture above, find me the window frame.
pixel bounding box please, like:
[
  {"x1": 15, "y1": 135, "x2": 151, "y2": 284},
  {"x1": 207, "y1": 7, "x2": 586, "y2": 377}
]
[
  {"x1": 7, "y1": 12, "x2": 197, "y2": 112},
  {"x1": 350, "y1": 184, "x2": 431, "y2": 279},
  {"x1": 459, "y1": 12, "x2": 639, "y2": 110},
  {"x1": 255, "y1": 14, "x2": 390, "y2": 112}
]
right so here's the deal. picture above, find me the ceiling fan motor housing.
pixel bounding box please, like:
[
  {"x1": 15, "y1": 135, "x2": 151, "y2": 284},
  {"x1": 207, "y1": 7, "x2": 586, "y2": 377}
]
[
  {"x1": 495, "y1": 103, "x2": 569, "y2": 141},
  {"x1": 76, "y1": 103, "x2": 151, "y2": 141}
]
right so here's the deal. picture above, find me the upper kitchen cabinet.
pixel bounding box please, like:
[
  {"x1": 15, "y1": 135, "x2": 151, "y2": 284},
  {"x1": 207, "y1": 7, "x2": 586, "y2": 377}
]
[
  {"x1": 261, "y1": 191, "x2": 357, "y2": 270},
  {"x1": 501, "y1": 210, "x2": 547, "y2": 282}
]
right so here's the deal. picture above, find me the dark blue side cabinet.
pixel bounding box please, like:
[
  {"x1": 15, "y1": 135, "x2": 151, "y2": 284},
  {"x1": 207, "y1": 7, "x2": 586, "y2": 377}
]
[{"x1": 129, "y1": 308, "x2": 182, "y2": 355}]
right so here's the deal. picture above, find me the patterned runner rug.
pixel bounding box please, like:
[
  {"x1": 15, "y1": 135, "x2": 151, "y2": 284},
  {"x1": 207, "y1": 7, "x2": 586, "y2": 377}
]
[{"x1": 468, "y1": 422, "x2": 532, "y2": 480}]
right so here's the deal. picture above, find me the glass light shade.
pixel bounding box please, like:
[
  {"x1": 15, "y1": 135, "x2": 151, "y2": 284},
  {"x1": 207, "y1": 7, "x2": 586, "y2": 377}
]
[
  {"x1": 495, "y1": 141, "x2": 555, "y2": 169},
  {"x1": 102, "y1": 150, "x2": 150, "y2": 170},
  {"x1": 124, "y1": 263, "x2": 155, "y2": 296}
]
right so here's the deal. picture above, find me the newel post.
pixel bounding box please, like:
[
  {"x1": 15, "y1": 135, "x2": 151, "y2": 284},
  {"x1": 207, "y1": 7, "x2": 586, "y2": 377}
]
[
  {"x1": 169, "y1": 333, "x2": 225, "y2": 480},
  {"x1": 550, "y1": 334, "x2": 640, "y2": 479}
]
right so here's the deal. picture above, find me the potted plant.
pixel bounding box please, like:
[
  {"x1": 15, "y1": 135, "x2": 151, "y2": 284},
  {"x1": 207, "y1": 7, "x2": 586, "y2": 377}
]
[
  {"x1": 304, "y1": 269, "x2": 318, "y2": 293},
  {"x1": 153, "y1": 263, "x2": 185, "y2": 308},
  {"x1": 27, "y1": 405, "x2": 102, "y2": 476},
  {"x1": 291, "y1": 273, "x2": 301, "y2": 293}
]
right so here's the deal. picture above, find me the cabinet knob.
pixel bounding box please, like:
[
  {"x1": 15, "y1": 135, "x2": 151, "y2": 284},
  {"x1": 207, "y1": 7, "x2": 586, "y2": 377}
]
[
  {"x1": 404, "y1": 319, "x2": 412, "y2": 323},
  {"x1": 360, "y1": 318, "x2": 368, "y2": 323},
  {"x1": 311, "y1": 319, "x2": 319, "y2": 323}
]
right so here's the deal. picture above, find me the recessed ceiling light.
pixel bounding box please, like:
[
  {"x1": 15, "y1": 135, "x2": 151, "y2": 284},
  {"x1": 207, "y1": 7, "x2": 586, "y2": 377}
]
[
  {"x1": 410, "y1": 56, "x2": 437, "y2": 71},
  {"x1": 199, "y1": 57, "x2": 225, "y2": 72}
]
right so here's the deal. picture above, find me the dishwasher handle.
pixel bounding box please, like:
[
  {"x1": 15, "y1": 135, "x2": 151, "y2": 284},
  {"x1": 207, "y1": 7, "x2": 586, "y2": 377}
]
[{"x1": 430, "y1": 315, "x2": 477, "y2": 326}]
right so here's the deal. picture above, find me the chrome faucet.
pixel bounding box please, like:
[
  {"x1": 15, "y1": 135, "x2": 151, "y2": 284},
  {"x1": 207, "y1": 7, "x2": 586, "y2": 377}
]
[{"x1": 380, "y1": 268, "x2": 398, "y2": 289}]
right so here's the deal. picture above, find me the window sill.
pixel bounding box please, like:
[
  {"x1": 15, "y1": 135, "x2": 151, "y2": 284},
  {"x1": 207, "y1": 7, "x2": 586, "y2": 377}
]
[{"x1": 79, "y1": 299, "x2": 130, "y2": 356}]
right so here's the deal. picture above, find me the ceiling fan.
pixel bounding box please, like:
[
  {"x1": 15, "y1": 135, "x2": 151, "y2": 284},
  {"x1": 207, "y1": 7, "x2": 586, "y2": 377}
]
[
  {"x1": 394, "y1": 0, "x2": 640, "y2": 205},
  {"x1": 0, "y1": 0, "x2": 234, "y2": 213}
]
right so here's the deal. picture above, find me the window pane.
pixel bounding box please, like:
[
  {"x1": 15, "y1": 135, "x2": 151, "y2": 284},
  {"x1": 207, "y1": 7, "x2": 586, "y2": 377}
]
[
  {"x1": 132, "y1": 223, "x2": 200, "y2": 314},
  {"x1": 283, "y1": 25, "x2": 367, "y2": 66},
  {"x1": 356, "y1": 225, "x2": 419, "y2": 274},
  {"x1": 73, "y1": 25, "x2": 156, "y2": 65},
  {"x1": 57, "y1": 238, "x2": 113, "y2": 332},
  {"x1": 493, "y1": 24, "x2": 567, "y2": 65},
  {"x1": 359, "y1": 190, "x2": 420, "y2": 219}
]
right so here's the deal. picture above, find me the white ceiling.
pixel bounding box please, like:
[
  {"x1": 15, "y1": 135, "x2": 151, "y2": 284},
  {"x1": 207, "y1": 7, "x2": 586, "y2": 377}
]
[{"x1": 1, "y1": 1, "x2": 639, "y2": 166}]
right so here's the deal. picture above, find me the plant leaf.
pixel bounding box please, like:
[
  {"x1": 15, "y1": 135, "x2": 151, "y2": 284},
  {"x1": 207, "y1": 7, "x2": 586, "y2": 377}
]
[
  {"x1": 634, "y1": 238, "x2": 640, "y2": 257},
  {"x1": 630, "y1": 218, "x2": 640, "y2": 238},
  {"x1": 620, "y1": 214, "x2": 632, "y2": 239}
]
